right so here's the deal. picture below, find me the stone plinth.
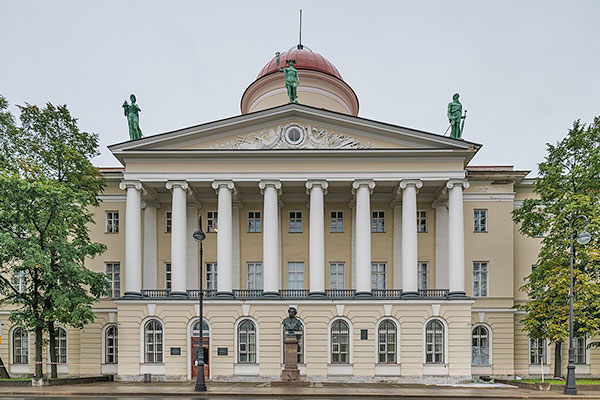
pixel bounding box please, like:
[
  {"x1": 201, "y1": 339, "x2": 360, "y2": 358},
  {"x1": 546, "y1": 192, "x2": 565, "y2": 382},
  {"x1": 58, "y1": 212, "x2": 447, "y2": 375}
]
[{"x1": 271, "y1": 336, "x2": 309, "y2": 387}]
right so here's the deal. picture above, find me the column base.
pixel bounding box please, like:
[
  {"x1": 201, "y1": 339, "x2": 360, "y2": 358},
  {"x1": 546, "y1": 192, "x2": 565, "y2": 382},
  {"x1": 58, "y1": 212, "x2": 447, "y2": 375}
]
[
  {"x1": 308, "y1": 291, "x2": 326, "y2": 299},
  {"x1": 262, "y1": 291, "x2": 281, "y2": 299},
  {"x1": 401, "y1": 291, "x2": 419, "y2": 299},
  {"x1": 354, "y1": 291, "x2": 373, "y2": 298},
  {"x1": 169, "y1": 291, "x2": 189, "y2": 299},
  {"x1": 215, "y1": 291, "x2": 234, "y2": 299},
  {"x1": 448, "y1": 291, "x2": 468, "y2": 299},
  {"x1": 123, "y1": 291, "x2": 142, "y2": 299}
]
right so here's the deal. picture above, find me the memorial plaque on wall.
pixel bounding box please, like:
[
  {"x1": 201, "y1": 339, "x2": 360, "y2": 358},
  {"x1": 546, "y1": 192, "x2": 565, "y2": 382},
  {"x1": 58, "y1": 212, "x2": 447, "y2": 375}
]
[
  {"x1": 217, "y1": 347, "x2": 228, "y2": 356},
  {"x1": 170, "y1": 347, "x2": 181, "y2": 355},
  {"x1": 360, "y1": 329, "x2": 368, "y2": 340}
]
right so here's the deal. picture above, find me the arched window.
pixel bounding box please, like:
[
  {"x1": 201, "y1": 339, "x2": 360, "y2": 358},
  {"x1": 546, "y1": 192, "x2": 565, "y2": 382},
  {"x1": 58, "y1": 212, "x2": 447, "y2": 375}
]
[
  {"x1": 472, "y1": 325, "x2": 490, "y2": 365},
  {"x1": 144, "y1": 319, "x2": 163, "y2": 363},
  {"x1": 378, "y1": 319, "x2": 397, "y2": 364},
  {"x1": 105, "y1": 325, "x2": 118, "y2": 364},
  {"x1": 12, "y1": 327, "x2": 28, "y2": 364},
  {"x1": 330, "y1": 319, "x2": 350, "y2": 364},
  {"x1": 54, "y1": 327, "x2": 67, "y2": 364},
  {"x1": 425, "y1": 320, "x2": 444, "y2": 364},
  {"x1": 192, "y1": 319, "x2": 210, "y2": 338},
  {"x1": 237, "y1": 320, "x2": 256, "y2": 363}
]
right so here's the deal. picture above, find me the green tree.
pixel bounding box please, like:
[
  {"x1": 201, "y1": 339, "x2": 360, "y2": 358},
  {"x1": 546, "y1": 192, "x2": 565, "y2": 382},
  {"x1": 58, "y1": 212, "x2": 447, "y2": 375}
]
[
  {"x1": 0, "y1": 95, "x2": 108, "y2": 378},
  {"x1": 513, "y1": 117, "x2": 600, "y2": 377}
]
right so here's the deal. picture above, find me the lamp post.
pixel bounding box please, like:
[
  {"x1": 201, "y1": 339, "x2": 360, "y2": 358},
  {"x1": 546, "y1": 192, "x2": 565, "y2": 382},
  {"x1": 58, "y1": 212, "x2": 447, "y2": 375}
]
[
  {"x1": 192, "y1": 215, "x2": 207, "y2": 392},
  {"x1": 564, "y1": 215, "x2": 591, "y2": 396}
]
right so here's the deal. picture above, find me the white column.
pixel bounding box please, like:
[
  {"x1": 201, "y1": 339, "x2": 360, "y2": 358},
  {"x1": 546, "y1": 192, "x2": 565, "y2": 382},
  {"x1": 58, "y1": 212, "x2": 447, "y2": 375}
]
[
  {"x1": 399, "y1": 180, "x2": 422, "y2": 297},
  {"x1": 447, "y1": 179, "x2": 469, "y2": 296},
  {"x1": 142, "y1": 200, "x2": 159, "y2": 290},
  {"x1": 350, "y1": 200, "x2": 356, "y2": 289},
  {"x1": 352, "y1": 179, "x2": 375, "y2": 297},
  {"x1": 306, "y1": 180, "x2": 328, "y2": 297},
  {"x1": 391, "y1": 200, "x2": 402, "y2": 290},
  {"x1": 120, "y1": 181, "x2": 143, "y2": 297},
  {"x1": 166, "y1": 181, "x2": 188, "y2": 297},
  {"x1": 433, "y1": 201, "x2": 449, "y2": 289},
  {"x1": 232, "y1": 202, "x2": 241, "y2": 290},
  {"x1": 259, "y1": 180, "x2": 281, "y2": 297},
  {"x1": 212, "y1": 180, "x2": 235, "y2": 297},
  {"x1": 186, "y1": 203, "x2": 200, "y2": 290}
]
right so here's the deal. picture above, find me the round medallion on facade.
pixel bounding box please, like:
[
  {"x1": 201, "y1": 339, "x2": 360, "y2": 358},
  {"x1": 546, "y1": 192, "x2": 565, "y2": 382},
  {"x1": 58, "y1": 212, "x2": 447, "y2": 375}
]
[{"x1": 284, "y1": 125, "x2": 305, "y2": 146}]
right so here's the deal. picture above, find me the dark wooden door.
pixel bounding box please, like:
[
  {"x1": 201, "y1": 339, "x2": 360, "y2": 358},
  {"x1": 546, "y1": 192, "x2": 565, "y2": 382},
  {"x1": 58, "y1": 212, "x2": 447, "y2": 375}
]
[{"x1": 191, "y1": 336, "x2": 209, "y2": 378}]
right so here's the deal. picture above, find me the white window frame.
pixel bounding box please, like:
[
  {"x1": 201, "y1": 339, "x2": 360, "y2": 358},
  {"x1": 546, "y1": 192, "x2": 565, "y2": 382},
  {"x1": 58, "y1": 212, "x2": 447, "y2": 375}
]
[
  {"x1": 474, "y1": 209, "x2": 488, "y2": 232},
  {"x1": 105, "y1": 210, "x2": 119, "y2": 233},
  {"x1": 330, "y1": 210, "x2": 344, "y2": 233},
  {"x1": 377, "y1": 318, "x2": 399, "y2": 364},
  {"x1": 574, "y1": 336, "x2": 587, "y2": 365},
  {"x1": 529, "y1": 337, "x2": 548, "y2": 365},
  {"x1": 424, "y1": 318, "x2": 447, "y2": 365},
  {"x1": 287, "y1": 262, "x2": 305, "y2": 290},
  {"x1": 371, "y1": 210, "x2": 385, "y2": 233},
  {"x1": 417, "y1": 210, "x2": 427, "y2": 233},
  {"x1": 54, "y1": 327, "x2": 68, "y2": 364},
  {"x1": 143, "y1": 318, "x2": 164, "y2": 364},
  {"x1": 246, "y1": 262, "x2": 263, "y2": 290},
  {"x1": 236, "y1": 318, "x2": 258, "y2": 364},
  {"x1": 13, "y1": 270, "x2": 26, "y2": 294},
  {"x1": 12, "y1": 327, "x2": 29, "y2": 365},
  {"x1": 104, "y1": 324, "x2": 118, "y2": 365},
  {"x1": 206, "y1": 211, "x2": 218, "y2": 233},
  {"x1": 328, "y1": 317, "x2": 352, "y2": 365},
  {"x1": 329, "y1": 262, "x2": 345, "y2": 289},
  {"x1": 247, "y1": 211, "x2": 261, "y2": 233},
  {"x1": 418, "y1": 262, "x2": 428, "y2": 290},
  {"x1": 472, "y1": 324, "x2": 492, "y2": 366},
  {"x1": 289, "y1": 211, "x2": 303, "y2": 233},
  {"x1": 165, "y1": 211, "x2": 172, "y2": 233},
  {"x1": 206, "y1": 262, "x2": 217, "y2": 290},
  {"x1": 473, "y1": 261, "x2": 489, "y2": 297},
  {"x1": 105, "y1": 262, "x2": 120, "y2": 298},
  {"x1": 371, "y1": 262, "x2": 386, "y2": 290},
  {"x1": 164, "y1": 262, "x2": 172, "y2": 290}
]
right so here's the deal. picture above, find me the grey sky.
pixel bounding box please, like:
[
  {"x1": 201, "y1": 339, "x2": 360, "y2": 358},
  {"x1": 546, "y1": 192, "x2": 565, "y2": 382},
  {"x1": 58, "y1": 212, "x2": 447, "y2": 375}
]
[{"x1": 1, "y1": 0, "x2": 599, "y2": 174}]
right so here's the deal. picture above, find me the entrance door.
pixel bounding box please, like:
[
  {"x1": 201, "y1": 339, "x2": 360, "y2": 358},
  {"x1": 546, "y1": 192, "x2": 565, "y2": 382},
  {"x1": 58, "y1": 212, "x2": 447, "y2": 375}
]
[{"x1": 191, "y1": 320, "x2": 209, "y2": 378}]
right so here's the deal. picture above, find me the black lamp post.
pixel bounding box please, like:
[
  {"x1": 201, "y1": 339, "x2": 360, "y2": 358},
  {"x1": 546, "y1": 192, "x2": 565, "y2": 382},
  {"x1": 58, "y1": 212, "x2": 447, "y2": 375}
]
[
  {"x1": 193, "y1": 216, "x2": 207, "y2": 392},
  {"x1": 564, "y1": 215, "x2": 591, "y2": 396}
]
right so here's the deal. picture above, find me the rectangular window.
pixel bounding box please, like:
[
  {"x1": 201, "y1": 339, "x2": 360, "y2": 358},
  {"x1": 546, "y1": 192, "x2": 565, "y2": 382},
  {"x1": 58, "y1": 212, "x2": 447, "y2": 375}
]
[
  {"x1": 289, "y1": 211, "x2": 303, "y2": 233},
  {"x1": 372, "y1": 211, "x2": 385, "y2": 233},
  {"x1": 418, "y1": 262, "x2": 428, "y2": 290},
  {"x1": 165, "y1": 211, "x2": 172, "y2": 233},
  {"x1": 330, "y1": 211, "x2": 344, "y2": 233},
  {"x1": 329, "y1": 262, "x2": 345, "y2": 289},
  {"x1": 474, "y1": 209, "x2": 487, "y2": 232},
  {"x1": 206, "y1": 262, "x2": 218, "y2": 290},
  {"x1": 287, "y1": 262, "x2": 305, "y2": 289},
  {"x1": 248, "y1": 211, "x2": 261, "y2": 233},
  {"x1": 105, "y1": 262, "x2": 120, "y2": 298},
  {"x1": 247, "y1": 262, "x2": 263, "y2": 290},
  {"x1": 207, "y1": 211, "x2": 218, "y2": 233},
  {"x1": 417, "y1": 210, "x2": 427, "y2": 233},
  {"x1": 164, "y1": 262, "x2": 172, "y2": 290},
  {"x1": 530, "y1": 338, "x2": 547, "y2": 364},
  {"x1": 371, "y1": 262, "x2": 386, "y2": 289},
  {"x1": 575, "y1": 336, "x2": 586, "y2": 364},
  {"x1": 473, "y1": 262, "x2": 488, "y2": 297},
  {"x1": 105, "y1": 211, "x2": 119, "y2": 233},
  {"x1": 13, "y1": 270, "x2": 26, "y2": 294}
]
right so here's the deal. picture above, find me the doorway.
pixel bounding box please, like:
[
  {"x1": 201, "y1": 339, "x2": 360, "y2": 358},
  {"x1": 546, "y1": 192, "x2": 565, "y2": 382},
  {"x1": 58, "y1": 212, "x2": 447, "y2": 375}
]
[{"x1": 191, "y1": 319, "x2": 210, "y2": 378}]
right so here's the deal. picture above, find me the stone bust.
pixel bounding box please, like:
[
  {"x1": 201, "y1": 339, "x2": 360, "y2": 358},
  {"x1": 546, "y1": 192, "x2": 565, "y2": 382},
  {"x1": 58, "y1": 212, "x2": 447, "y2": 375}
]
[{"x1": 282, "y1": 307, "x2": 302, "y2": 339}]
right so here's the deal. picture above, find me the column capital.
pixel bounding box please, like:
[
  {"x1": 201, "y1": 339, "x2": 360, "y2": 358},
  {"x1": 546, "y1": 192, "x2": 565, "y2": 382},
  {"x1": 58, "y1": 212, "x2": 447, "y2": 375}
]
[
  {"x1": 398, "y1": 179, "x2": 423, "y2": 192},
  {"x1": 305, "y1": 180, "x2": 328, "y2": 195},
  {"x1": 259, "y1": 180, "x2": 282, "y2": 195},
  {"x1": 431, "y1": 200, "x2": 448, "y2": 209},
  {"x1": 119, "y1": 180, "x2": 142, "y2": 191},
  {"x1": 166, "y1": 180, "x2": 189, "y2": 191},
  {"x1": 212, "y1": 180, "x2": 237, "y2": 195},
  {"x1": 389, "y1": 199, "x2": 402, "y2": 208},
  {"x1": 352, "y1": 179, "x2": 375, "y2": 194},
  {"x1": 141, "y1": 200, "x2": 161, "y2": 209},
  {"x1": 446, "y1": 179, "x2": 470, "y2": 190}
]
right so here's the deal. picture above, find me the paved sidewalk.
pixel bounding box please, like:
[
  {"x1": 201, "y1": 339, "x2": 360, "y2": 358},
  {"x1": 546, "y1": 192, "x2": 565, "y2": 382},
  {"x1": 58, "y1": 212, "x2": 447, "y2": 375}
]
[{"x1": 0, "y1": 381, "x2": 600, "y2": 399}]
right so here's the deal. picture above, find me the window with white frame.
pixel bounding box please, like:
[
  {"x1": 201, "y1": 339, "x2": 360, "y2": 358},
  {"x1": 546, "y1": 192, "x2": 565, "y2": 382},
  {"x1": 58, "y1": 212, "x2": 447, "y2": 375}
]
[
  {"x1": 54, "y1": 327, "x2": 67, "y2": 364},
  {"x1": 12, "y1": 327, "x2": 28, "y2": 364},
  {"x1": 13, "y1": 270, "x2": 26, "y2": 294},
  {"x1": 425, "y1": 320, "x2": 444, "y2": 364},
  {"x1": 192, "y1": 319, "x2": 210, "y2": 338},
  {"x1": 372, "y1": 211, "x2": 385, "y2": 233},
  {"x1": 473, "y1": 262, "x2": 489, "y2": 297},
  {"x1": 330, "y1": 211, "x2": 343, "y2": 233},
  {"x1": 165, "y1": 211, "x2": 172, "y2": 233},
  {"x1": 289, "y1": 211, "x2": 302, "y2": 233},
  {"x1": 418, "y1": 262, "x2": 428, "y2": 290},
  {"x1": 378, "y1": 319, "x2": 397, "y2": 364},
  {"x1": 371, "y1": 262, "x2": 386, "y2": 290},
  {"x1": 144, "y1": 319, "x2": 163, "y2": 363},
  {"x1": 330, "y1": 319, "x2": 350, "y2": 364},
  {"x1": 164, "y1": 262, "x2": 172, "y2": 290},
  {"x1": 329, "y1": 262, "x2": 345, "y2": 289},
  {"x1": 473, "y1": 209, "x2": 487, "y2": 232},
  {"x1": 575, "y1": 336, "x2": 586, "y2": 364},
  {"x1": 105, "y1": 211, "x2": 119, "y2": 233},
  {"x1": 247, "y1": 263, "x2": 262, "y2": 290},
  {"x1": 105, "y1": 262, "x2": 120, "y2": 298},
  {"x1": 248, "y1": 211, "x2": 261, "y2": 233},
  {"x1": 287, "y1": 262, "x2": 305, "y2": 289},
  {"x1": 206, "y1": 211, "x2": 218, "y2": 233},
  {"x1": 472, "y1": 325, "x2": 490, "y2": 365},
  {"x1": 105, "y1": 325, "x2": 118, "y2": 364},
  {"x1": 417, "y1": 210, "x2": 427, "y2": 233},
  {"x1": 237, "y1": 319, "x2": 256, "y2": 363},
  {"x1": 529, "y1": 338, "x2": 547, "y2": 364},
  {"x1": 206, "y1": 263, "x2": 217, "y2": 290}
]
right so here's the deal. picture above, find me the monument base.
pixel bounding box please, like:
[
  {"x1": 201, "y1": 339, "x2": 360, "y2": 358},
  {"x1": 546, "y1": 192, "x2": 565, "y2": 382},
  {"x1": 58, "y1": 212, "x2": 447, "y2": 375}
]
[{"x1": 271, "y1": 336, "x2": 310, "y2": 386}]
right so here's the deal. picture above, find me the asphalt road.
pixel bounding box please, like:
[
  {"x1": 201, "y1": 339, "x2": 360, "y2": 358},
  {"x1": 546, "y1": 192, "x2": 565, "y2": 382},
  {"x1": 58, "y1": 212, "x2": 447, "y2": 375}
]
[{"x1": 0, "y1": 397, "x2": 524, "y2": 400}]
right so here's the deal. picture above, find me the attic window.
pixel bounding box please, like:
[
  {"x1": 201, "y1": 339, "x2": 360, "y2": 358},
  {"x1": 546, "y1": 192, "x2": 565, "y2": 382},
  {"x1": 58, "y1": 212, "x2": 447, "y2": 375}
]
[{"x1": 285, "y1": 126, "x2": 304, "y2": 145}]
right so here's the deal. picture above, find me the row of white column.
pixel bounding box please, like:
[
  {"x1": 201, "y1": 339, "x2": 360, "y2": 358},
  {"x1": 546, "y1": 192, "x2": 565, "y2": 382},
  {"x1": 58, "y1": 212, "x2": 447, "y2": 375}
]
[{"x1": 120, "y1": 178, "x2": 468, "y2": 298}]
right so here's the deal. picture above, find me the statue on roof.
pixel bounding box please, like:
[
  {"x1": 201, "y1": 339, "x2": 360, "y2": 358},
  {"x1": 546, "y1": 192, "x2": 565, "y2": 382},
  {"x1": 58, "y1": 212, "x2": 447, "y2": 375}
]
[
  {"x1": 276, "y1": 52, "x2": 300, "y2": 104},
  {"x1": 123, "y1": 94, "x2": 143, "y2": 140},
  {"x1": 447, "y1": 93, "x2": 467, "y2": 140}
]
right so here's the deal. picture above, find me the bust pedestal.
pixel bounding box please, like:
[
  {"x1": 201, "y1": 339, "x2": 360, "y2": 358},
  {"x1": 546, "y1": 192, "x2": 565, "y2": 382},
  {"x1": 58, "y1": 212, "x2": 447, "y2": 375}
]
[{"x1": 271, "y1": 336, "x2": 309, "y2": 386}]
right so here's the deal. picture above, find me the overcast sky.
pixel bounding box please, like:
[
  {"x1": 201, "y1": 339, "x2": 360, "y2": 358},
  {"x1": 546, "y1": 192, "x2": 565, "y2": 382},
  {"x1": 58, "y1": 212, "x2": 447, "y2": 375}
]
[{"x1": 1, "y1": 0, "x2": 599, "y2": 174}]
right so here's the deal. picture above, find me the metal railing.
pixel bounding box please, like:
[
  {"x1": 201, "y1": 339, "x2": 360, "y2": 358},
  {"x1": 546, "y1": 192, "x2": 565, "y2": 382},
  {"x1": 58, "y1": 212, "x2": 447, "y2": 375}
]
[{"x1": 279, "y1": 289, "x2": 309, "y2": 299}]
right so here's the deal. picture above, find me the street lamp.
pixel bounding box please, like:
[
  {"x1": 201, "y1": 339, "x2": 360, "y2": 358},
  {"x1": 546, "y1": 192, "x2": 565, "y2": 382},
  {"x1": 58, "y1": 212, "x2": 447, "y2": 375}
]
[
  {"x1": 192, "y1": 216, "x2": 207, "y2": 392},
  {"x1": 565, "y1": 215, "x2": 591, "y2": 395}
]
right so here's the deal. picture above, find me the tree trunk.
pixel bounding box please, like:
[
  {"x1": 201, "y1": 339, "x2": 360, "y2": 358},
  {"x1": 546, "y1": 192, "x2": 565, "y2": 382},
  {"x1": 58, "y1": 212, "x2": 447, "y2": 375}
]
[
  {"x1": 35, "y1": 326, "x2": 43, "y2": 379},
  {"x1": 48, "y1": 322, "x2": 57, "y2": 379},
  {"x1": 554, "y1": 341, "x2": 563, "y2": 378},
  {"x1": 0, "y1": 355, "x2": 10, "y2": 379}
]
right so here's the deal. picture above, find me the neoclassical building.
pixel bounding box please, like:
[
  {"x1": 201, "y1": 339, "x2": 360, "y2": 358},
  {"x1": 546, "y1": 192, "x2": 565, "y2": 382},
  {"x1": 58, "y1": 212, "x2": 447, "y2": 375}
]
[{"x1": 1, "y1": 45, "x2": 598, "y2": 382}]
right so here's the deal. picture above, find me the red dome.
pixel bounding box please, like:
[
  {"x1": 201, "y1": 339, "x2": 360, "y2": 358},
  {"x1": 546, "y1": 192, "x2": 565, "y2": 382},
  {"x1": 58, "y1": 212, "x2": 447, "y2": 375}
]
[{"x1": 256, "y1": 47, "x2": 343, "y2": 81}]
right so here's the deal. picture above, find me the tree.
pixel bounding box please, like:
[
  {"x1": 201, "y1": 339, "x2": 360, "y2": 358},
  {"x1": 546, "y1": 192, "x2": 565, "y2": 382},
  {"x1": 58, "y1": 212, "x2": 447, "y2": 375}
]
[
  {"x1": 513, "y1": 117, "x2": 600, "y2": 377},
  {"x1": 0, "y1": 95, "x2": 108, "y2": 378}
]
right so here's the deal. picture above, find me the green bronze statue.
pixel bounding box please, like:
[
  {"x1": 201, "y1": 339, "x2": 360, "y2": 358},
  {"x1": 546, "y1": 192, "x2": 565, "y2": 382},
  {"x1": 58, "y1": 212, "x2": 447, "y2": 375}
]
[
  {"x1": 447, "y1": 93, "x2": 467, "y2": 140},
  {"x1": 123, "y1": 94, "x2": 143, "y2": 140},
  {"x1": 276, "y1": 52, "x2": 300, "y2": 103}
]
